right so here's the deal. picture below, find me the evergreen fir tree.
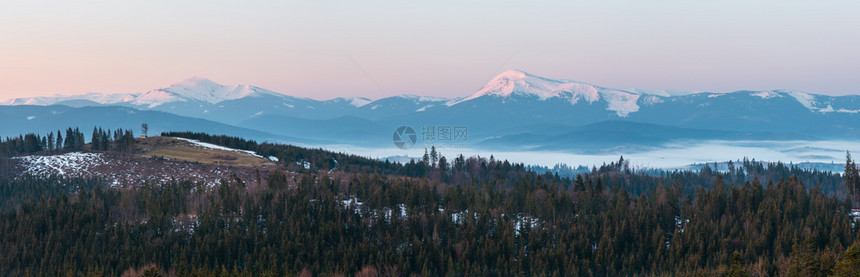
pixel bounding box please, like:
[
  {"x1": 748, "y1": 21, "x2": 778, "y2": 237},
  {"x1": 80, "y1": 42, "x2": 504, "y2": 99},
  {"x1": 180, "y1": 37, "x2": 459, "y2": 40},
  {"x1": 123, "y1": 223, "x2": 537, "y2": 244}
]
[{"x1": 430, "y1": 146, "x2": 438, "y2": 168}]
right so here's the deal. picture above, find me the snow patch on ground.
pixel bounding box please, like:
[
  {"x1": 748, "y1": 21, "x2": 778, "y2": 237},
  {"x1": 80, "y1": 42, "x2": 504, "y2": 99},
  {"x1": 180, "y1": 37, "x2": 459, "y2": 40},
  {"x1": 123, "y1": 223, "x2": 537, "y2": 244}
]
[
  {"x1": 173, "y1": 214, "x2": 199, "y2": 234},
  {"x1": 337, "y1": 198, "x2": 409, "y2": 223},
  {"x1": 851, "y1": 209, "x2": 860, "y2": 221},
  {"x1": 13, "y1": 152, "x2": 105, "y2": 177},
  {"x1": 340, "y1": 197, "x2": 365, "y2": 214},
  {"x1": 174, "y1": 137, "x2": 263, "y2": 158},
  {"x1": 514, "y1": 215, "x2": 540, "y2": 236},
  {"x1": 11, "y1": 151, "x2": 278, "y2": 188}
]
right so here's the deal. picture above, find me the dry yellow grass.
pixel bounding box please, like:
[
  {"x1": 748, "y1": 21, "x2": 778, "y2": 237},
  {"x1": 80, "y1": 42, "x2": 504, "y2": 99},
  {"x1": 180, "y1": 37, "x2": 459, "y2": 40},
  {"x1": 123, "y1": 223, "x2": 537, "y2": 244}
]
[{"x1": 135, "y1": 136, "x2": 274, "y2": 167}]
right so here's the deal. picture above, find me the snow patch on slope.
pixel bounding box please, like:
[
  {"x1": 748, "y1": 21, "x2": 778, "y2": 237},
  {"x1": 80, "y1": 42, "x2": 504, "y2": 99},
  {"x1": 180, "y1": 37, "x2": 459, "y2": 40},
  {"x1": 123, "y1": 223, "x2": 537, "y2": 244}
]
[
  {"x1": 14, "y1": 152, "x2": 105, "y2": 177},
  {"x1": 330, "y1": 97, "x2": 373, "y2": 108},
  {"x1": 174, "y1": 137, "x2": 263, "y2": 158},
  {"x1": 752, "y1": 91, "x2": 782, "y2": 99},
  {"x1": 416, "y1": 104, "x2": 433, "y2": 112},
  {"x1": 348, "y1": 97, "x2": 372, "y2": 107},
  {"x1": 779, "y1": 90, "x2": 860, "y2": 113},
  {"x1": 604, "y1": 92, "x2": 641, "y2": 117},
  {"x1": 783, "y1": 90, "x2": 816, "y2": 110},
  {"x1": 397, "y1": 94, "x2": 449, "y2": 102},
  {"x1": 133, "y1": 89, "x2": 184, "y2": 108},
  {"x1": 624, "y1": 89, "x2": 704, "y2": 97},
  {"x1": 640, "y1": 95, "x2": 664, "y2": 105}
]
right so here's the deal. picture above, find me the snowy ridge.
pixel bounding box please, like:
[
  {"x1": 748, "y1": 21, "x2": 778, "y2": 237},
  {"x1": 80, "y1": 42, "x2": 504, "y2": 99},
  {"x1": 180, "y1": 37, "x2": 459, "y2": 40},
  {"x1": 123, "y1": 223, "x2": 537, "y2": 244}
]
[
  {"x1": 624, "y1": 88, "x2": 704, "y2": 97},
  {"x1": 452, "y1": 71, "x2": 859, "y2": 116},
  {"x1": 2, "y1": 76, "x2": 288, "y2": 108},
  {"x1": 462, "y1": 70, "x2": 599, "y2": 101},
  {"x1": 759, "y1": 89, "x2": 860, "y2": 114},
  {"x1": 454, "y1": 69, "x2": 643, "y2": 117},
  {"x1": 0, "y1": 92, "x2": 137, "y2": 106},
  {"x1": 397, "y1": 94, "x2": 450, "y2": 102},
  {"x1": 2, "y1": 71, "x2": 859, "y2": 117},
  {"x1": 132, "y1": 76, "x2": 283, "y2": 108}
]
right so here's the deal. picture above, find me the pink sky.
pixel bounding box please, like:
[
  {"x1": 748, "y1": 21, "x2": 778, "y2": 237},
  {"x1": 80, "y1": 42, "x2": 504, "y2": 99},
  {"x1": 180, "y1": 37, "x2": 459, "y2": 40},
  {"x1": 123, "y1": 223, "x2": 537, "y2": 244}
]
[{"x1": 2, "y1": 1, "x2": 859, "y2": 101}]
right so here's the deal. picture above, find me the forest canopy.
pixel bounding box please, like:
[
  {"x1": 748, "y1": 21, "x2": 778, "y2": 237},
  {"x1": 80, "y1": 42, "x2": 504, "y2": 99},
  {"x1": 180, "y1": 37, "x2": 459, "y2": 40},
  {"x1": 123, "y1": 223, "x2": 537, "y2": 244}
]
[{"x1": 0, "y1": 131, "x2": 858, "y2": 276}]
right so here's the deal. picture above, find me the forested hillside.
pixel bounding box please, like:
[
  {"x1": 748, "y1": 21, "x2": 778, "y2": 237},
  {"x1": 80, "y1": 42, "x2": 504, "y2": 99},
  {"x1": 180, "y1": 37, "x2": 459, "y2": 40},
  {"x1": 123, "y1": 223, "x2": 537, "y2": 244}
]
[{"x1": 0, "y1": 131, "x2": 859, "y2": 276}]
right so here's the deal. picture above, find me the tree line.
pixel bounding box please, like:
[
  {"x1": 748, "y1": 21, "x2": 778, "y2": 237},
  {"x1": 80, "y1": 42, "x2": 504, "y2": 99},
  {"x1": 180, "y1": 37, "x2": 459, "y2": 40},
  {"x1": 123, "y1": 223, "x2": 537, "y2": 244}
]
[{"x1": 0, "y1": 127, "x2": 136, "y2": 157}]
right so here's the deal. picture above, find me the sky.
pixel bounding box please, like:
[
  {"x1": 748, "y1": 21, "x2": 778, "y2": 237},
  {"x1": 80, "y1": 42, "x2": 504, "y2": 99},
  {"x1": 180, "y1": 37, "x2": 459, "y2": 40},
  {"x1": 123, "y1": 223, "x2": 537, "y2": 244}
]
[{"x1": 1, "y1": 0, "x2": 859, "y2": 100}]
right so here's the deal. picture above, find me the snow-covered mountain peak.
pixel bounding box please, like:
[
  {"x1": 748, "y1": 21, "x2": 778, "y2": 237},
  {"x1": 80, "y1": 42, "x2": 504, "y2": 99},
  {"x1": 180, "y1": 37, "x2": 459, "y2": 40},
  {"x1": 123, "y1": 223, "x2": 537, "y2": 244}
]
[
  {"x1": 463, "y1": 69, "x2": 620, "y2": 102},
  {"x1": 171, "y1": 75, "x2": 219, "y2": 88},
  {"x1": 3, "y1": 72, "x2": 858, "y2": 121},
  {"x1": 0, "y1": 76, "x2": 290, "y2": 109},
  {"x1": 132, "y1": 77, "x2": 284, "y2": 107},
  {"x1": 493, "y1": 69, "x2": 531, "y2": 80},
  {"x1": 466, "y1": 69, "x2": 563, "y2": 100},
  {"x1": 0, "y1": 92, "x2": 137, "y2": 106},
  {"x1": 458, "y1": 69, "x2": 642, "y2": 117}
]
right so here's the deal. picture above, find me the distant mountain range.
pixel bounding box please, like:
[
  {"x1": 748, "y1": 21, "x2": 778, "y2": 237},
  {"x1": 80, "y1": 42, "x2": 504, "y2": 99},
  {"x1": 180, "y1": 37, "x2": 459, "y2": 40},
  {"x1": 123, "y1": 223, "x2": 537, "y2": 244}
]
[{"x1": 3, "y1": 70, "x2": 858, "y2": 153}]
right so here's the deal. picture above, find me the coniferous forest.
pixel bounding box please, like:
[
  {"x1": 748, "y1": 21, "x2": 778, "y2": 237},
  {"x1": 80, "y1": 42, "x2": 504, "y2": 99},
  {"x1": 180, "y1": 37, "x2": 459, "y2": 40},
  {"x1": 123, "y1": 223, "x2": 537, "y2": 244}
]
[{"x1": 1, "y1": 131, "x2": 860, "y2": 276}]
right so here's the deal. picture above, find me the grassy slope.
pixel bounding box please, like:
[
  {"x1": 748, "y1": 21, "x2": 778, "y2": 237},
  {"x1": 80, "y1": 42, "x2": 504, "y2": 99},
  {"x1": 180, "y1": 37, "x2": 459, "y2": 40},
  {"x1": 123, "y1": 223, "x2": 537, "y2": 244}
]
[{"x1": 135, "y1": 136, "x2": 274, "y2": 167}]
